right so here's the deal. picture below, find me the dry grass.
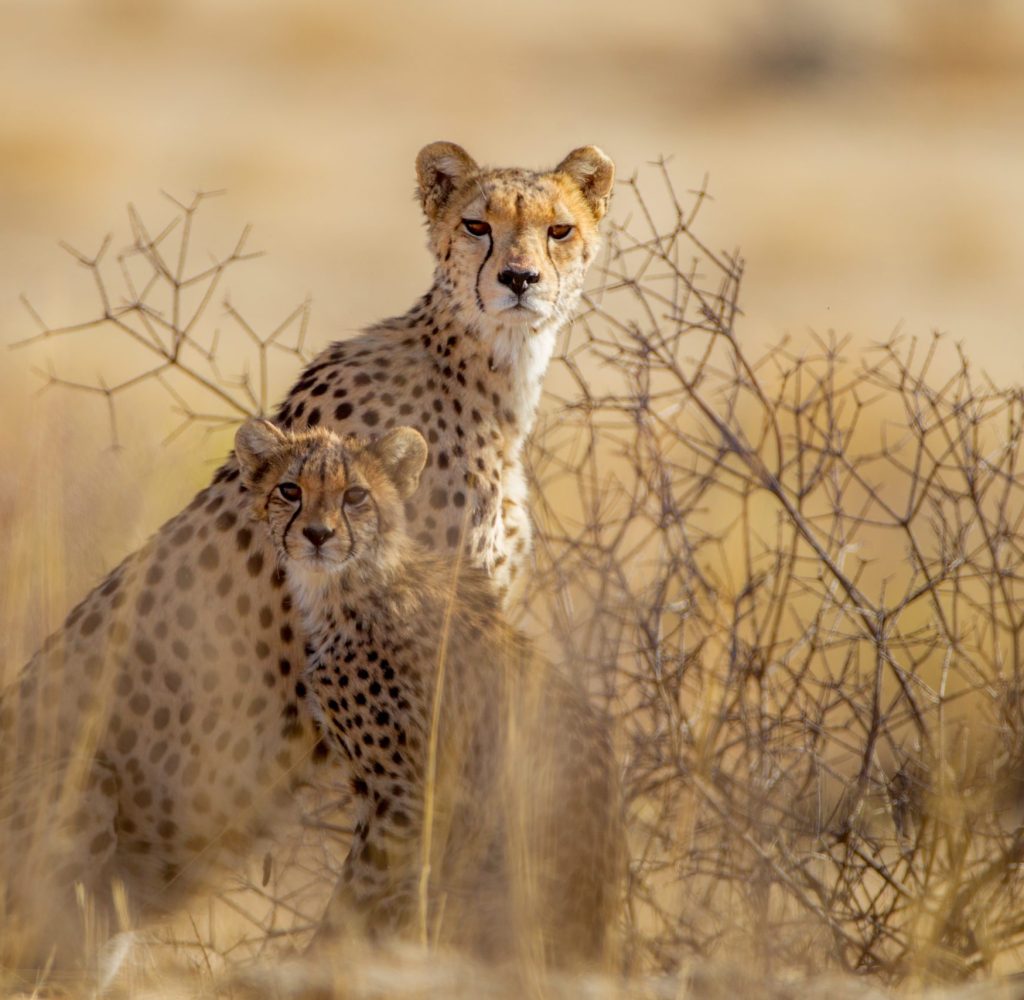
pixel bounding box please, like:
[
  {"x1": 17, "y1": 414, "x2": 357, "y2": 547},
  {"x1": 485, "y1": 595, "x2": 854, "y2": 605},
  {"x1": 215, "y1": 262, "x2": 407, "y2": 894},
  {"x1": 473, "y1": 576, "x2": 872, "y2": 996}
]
[{"x1": 6, "y1": 164, "x2": 1024, "y2": 998}]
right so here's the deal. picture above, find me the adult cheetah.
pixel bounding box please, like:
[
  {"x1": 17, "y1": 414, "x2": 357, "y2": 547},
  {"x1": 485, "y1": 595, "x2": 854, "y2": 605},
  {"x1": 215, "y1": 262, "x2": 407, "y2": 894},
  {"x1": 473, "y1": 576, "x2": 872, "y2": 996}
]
[
  {"x1": 0, "y1": 141, "x2": 614, "y2": 968},
  {"x1": 234, "y1": 418, "x2": 622, "y2": 966}
]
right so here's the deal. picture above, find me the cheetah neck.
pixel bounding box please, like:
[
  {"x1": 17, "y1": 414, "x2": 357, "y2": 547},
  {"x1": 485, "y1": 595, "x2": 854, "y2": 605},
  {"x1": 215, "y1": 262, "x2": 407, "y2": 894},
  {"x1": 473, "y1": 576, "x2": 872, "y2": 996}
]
[
  {"x1": 411, "y1": 283, "x2": 565, "y2": 442},
  {"x1": 484, "y1": 318, "x2": 559, "y2": 439},
  {"x1": 285, "y1": 542, "x2": 424, "y2": 641}
]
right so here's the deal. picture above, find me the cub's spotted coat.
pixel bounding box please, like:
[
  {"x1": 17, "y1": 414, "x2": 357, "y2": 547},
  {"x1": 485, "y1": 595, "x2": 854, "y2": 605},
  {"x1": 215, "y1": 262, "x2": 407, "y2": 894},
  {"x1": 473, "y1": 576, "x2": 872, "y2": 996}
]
[{"x1": 235, "y1": 419, "x2": 622, "y2": 965}]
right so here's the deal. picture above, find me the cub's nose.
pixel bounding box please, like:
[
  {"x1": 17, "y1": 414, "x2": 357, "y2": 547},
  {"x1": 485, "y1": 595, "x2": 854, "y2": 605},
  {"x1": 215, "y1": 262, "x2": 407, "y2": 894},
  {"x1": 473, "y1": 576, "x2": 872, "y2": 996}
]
[
  {"x1": 497, "y1": 268, "x2": 540, "y2": 297},
  {"x1": 302, "y1": 524, "x2": 335, "y2": 549}
]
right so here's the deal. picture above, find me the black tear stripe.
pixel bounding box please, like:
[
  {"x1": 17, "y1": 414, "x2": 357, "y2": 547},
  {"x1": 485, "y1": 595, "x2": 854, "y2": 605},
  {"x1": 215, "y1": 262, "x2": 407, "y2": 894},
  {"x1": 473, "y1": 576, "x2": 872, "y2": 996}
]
[
  {"x1": 369, "y1": 493, "x2": 385, "y2": 536},
  {"x1": 282, "y1": 496, "x2": 303, "y2": 560},
  {"x1": 341, "y1": 501, "x2": 364, "y2": 562},
  {"x1": 544, "y1": 237, "x2": 562, "y2": 307},
  {"x1": 475, "y1": 233, "x2": 493, "y2": 313}
]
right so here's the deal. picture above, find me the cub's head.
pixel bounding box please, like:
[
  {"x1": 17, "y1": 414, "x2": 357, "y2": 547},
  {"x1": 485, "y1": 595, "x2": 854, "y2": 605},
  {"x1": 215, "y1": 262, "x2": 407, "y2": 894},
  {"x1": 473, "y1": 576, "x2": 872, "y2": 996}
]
[
  {"x1": 416, "y1": 141, "x2": 614, "y2": 350},
  {"x1": 234, "y1": 419, "x2": 427, "y2": 586}
]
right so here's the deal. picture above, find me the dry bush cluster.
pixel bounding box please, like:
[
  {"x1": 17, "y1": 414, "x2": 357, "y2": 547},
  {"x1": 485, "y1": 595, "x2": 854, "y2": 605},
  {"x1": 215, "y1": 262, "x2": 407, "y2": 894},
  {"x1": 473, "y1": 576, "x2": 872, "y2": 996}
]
[
  {"x1": 529, "y1": 165, "x2": 1024, "y2": 985},
  {"x1": 13, "y1": 167, "x2": 1024, "y2": 994}
]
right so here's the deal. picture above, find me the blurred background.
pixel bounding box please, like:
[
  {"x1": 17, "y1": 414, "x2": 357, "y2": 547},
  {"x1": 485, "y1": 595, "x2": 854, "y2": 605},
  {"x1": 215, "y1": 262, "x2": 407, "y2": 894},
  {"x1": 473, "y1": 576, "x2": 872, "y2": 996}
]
[
  {"x1": 4, "y1": 0, "x2": 1024, "y2": 361},
  {"x1": 1, "y1": 0, "x2": 1023, "y2": 653}
]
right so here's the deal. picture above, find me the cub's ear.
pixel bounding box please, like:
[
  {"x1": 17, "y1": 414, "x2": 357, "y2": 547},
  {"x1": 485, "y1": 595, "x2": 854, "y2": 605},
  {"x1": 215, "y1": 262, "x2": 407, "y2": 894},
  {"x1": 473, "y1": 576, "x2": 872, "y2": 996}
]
[
  {"x1": 234, "y1": 418, "x2": 288, "y2": 489},
  {"x1": 366, "y1": 427, "x2": 428, "y2": 499},
  {"x1": 416, "y1": 141, "x2": 479, "y2": 222},
  {"x1": 555, "y1": 146, "x2": 615, "y2": 220}
]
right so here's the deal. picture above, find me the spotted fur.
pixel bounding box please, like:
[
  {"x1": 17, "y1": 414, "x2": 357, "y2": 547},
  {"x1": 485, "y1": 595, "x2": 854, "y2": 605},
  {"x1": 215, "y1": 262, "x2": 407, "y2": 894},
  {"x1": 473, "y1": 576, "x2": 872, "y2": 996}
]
[
  {"x1": 0, "y1": 142, "x2": 614, "y2": 968},
  {"x1": 236, "y1": 421, "x2": 622, "y2": 966}
]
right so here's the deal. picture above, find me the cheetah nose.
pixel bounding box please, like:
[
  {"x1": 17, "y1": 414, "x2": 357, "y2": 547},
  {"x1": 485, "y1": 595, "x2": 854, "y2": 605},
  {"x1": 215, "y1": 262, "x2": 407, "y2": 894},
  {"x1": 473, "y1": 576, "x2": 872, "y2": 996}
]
[
  {"x1": 497, "y1": 268, "x2": 540, "y2": 297},
  {"x1": 302, "y1": 524, "x2": 335, "y2": 549}
]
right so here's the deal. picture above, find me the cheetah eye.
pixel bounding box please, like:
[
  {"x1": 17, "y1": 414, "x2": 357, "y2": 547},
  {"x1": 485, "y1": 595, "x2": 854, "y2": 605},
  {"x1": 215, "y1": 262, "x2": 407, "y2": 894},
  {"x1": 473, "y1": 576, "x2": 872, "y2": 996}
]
[
  {"x1": 343, "y1": 486, "x2": 369, "y2": 507},
  {"x1": 462, "y1": 219, "x2": 491, "y2": 238},
  {"x1": 548, "y1": 224, "x2": 574, "y2": 241},
  {"x1": 277, "y1": 482, "x2": 302, "y2": 502}
]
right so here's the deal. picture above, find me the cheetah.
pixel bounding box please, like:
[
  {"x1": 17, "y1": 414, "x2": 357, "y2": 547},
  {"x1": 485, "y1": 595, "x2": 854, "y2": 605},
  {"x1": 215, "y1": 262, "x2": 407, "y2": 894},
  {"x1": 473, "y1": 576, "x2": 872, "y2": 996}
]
[
  {"x1": 234, "y1": 418, "x2": 622, "y2": 967},
  {"x1": 0, "y1": 141, "x2": 614, "y2": 969}
]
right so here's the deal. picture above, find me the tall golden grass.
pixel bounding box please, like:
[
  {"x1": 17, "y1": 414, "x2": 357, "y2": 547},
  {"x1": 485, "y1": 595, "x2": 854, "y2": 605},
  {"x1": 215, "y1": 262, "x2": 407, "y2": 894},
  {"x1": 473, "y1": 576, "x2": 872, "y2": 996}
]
[{"x1": 5, "y1": 165, "x2": 1024, "y2": 997}]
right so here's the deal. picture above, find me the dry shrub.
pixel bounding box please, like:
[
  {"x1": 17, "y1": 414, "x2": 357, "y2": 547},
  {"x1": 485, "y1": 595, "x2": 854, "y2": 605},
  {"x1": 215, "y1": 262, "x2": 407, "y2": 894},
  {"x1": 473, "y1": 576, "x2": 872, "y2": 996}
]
[
  {"x1": 12, "y1": 165, "x2": 1024, "y2": 994},
  {"x1": 528, "y1": 162, "x2": 1024, "y2": 984},
  {"x1": 14, "y1": 190, "x2": 313, "y2": 447}
]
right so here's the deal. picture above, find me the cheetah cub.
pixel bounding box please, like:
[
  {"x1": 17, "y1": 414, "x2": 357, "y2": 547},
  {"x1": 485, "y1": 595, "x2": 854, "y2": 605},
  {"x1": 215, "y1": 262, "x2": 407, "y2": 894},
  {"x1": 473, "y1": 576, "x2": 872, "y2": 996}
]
[{"x1": 235, "y1": 418, "x2": 622, "y2": 967}]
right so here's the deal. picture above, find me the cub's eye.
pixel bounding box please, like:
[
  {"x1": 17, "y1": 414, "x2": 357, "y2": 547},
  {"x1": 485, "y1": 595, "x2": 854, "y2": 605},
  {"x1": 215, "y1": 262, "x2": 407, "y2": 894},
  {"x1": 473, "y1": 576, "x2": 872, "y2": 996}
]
[
  {"x1": 277, "y1": 482, "x2": 302, "y2": 502},
  {"x1": 548, "y1": 224, "x2": 574, "y2": 241},
  {"x1": 343, "y1": 486, "x2": 369, "y2": 507},
  {"x1": 462, "y1": 219, "x2": 491, "y2": 238}
]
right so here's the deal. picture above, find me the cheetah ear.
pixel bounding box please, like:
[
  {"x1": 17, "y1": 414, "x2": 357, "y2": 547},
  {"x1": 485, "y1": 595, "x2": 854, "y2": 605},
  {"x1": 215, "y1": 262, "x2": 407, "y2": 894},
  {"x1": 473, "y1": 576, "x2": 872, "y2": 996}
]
[
  {"x1": 366, "y1": 427, "x2": 428, "y2": 500},
  {"x1": 235, "y1": 418, "x2": 288, "y2": 487},
  {"x1": 555, "y1": 146, "x2": 615, "y2": 220},
  {"x1": 416, "y1": 141, "x2": 479, "y2": 222}
]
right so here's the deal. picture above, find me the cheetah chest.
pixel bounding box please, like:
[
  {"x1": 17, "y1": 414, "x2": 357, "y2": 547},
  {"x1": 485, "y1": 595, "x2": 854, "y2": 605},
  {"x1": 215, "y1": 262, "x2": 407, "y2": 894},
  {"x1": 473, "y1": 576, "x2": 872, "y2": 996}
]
[{"x1": 302, "y1": 614, "x2": 430, "y2": 795}]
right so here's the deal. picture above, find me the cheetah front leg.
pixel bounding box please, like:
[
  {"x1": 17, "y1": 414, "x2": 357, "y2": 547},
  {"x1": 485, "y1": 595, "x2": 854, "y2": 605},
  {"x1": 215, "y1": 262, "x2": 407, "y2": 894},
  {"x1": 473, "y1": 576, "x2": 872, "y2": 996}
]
[{"x1": 310, "y1": 782, "x2": 427, "y2": 950}]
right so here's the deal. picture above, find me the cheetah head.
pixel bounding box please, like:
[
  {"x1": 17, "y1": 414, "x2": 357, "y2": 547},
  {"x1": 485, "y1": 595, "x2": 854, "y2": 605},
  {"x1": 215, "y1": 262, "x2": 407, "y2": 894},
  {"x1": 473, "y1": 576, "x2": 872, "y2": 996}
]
[
  {"x1": 416, "y1": 141, "x2": 614, "y2": 353},
  {"x1": 234, "y1": 419, "x2": 428, "y2": 588}
]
